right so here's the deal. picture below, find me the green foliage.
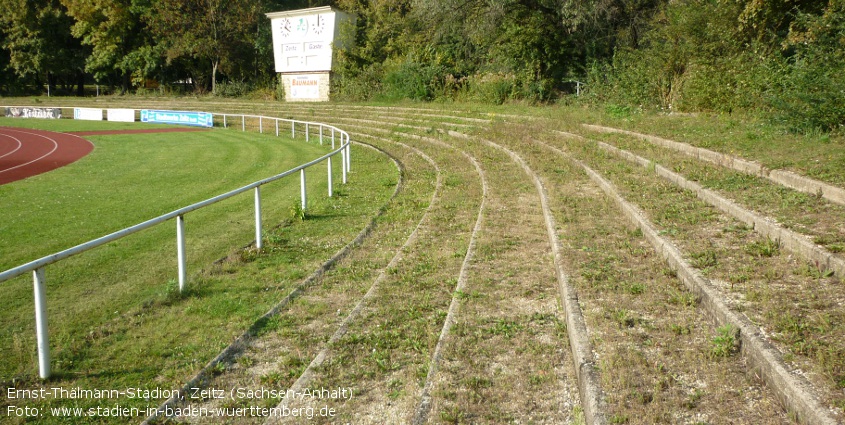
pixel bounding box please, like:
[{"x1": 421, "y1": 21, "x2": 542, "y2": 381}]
[
  {"x1": 678, "y1": 48, "x2": 775, "y2": 113},
  {"x1": 382, "y1": 60, "x2": 447, "y2": 101},
  {"x1": 62, "y1": 0, "x2": 152, "y2": 88},
  {"x1": 0, "y1": 0, "x2": 86, "y2": 93},
  {"x1": 146, "y1": 0, "x2": 261, "y2": 93},
  {"x1": 710, "y1": 324, "x2": 739, "y2": 358},
  {"x1": 214, "y1": 80, "x2": 252, "y2": 98},
  {"x1": 744, "y1": 238, "x2": 780, "y2": 258},
  {"x1": 0, "y1": 0, "x2": 841, "y2": 133},
  {"x1": 582, "y1": 0, "x2": 845, "y2": 134},
  {"x1": 290, "y1": 200, "x2": 306, "y2": 221},
  {"x1": 274, "y1": 73, "x2": 285, "y2": 100},
  {"x1": 769, "y1": 1, "x2": 845, "y2": 132},
  {"x1": 588, "y1": 0, "x2": 754, "y2": 111},
  {"x1": 330, "y1": 49, "x2": 384, "y2": 101},
  {"x1": 771, "y1": 60, "x2": 845, "y2": 133},
  {"x1": 465, "y1": 73, "x2": 517, "y2": 105}
]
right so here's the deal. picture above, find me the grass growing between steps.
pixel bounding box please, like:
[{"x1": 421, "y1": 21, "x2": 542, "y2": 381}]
[{"x1": 560, "y1": 132, "x2": 845, "y2": 414}]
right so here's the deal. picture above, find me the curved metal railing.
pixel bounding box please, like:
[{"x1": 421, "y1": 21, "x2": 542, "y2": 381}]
[{"x1": 0, "y1": 107, "x2": 353, "y2": 379}]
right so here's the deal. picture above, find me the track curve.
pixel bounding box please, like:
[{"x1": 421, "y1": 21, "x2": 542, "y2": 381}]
[{"x1": 0, "y1": 127, "x2": 93, "y2": 185}]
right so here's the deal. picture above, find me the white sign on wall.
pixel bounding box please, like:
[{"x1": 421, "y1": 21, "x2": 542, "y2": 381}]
[
  {"x1": 74, "y1": 108, "x2": 103, "y2": 121},
  {"x1": 107, "y1": 109, "x2": 135, "y2": 122},
  {"x1": 289, "y1": 75, "x2": 321, "y2": 99}
]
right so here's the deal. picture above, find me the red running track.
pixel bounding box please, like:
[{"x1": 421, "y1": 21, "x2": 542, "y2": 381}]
[{"x1": 0, "y1": 127, "x2": 94, "y2": 185}]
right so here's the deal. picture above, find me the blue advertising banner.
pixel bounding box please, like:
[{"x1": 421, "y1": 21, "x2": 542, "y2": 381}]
[{"x1": 140, "y1": 110, "x2": 214, "y2": 127}]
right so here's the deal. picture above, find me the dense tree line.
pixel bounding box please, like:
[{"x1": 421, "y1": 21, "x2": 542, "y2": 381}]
[
  {"x1": 0, "y1": 0, "x2": 316, "y2": 95},
  {"x1": 1, "y1": 0, "x2": 843, "y2": 131}
]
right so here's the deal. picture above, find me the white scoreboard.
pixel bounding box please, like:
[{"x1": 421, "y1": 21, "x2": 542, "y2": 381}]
[{"x1": 267, "y1": 7, "x2": 355, "y2": 74}]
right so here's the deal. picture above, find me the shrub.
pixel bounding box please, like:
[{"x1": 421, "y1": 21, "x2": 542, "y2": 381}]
[
  {"x1": 770, "y1": 56, "x2": 845, "y2": 133},
  {"x1": 331, "y1": 62, "x2": 384, "y2": 102},
  {"x1": 465, "y1": 73, "x2": 517, "y2": 105},
  {"x1": 770, "y1": 1, "x2": 845, "y2": 133},
  {"x1": 214, "y1": 80, "x2": 252, "y2": 98},
  {"x1": 382, "y1": 61, "x2": 447, "y2": 101}
]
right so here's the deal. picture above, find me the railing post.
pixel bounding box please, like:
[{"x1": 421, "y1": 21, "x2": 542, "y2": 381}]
[
  {"x1": 254, "y1": 187, "x2": 262, "y2": 249},
  {"x1": 291, "y1": 121, "x2": 295, "y2": 138},
  {"x1": 331, "y1": 128, "x2": 335, "y2": 149},
  {"x1": 300, "y1": 169, "x2": 307, "y2": 211},
  {"x1": 223, "y1": 114, "x2": 227, "y2": 128},
  {"x1": 33, "y1": 267, "x2": 51, "y2": 379},
  {"x1": 275, "y1": 119, "x2": 279, "y2": 137},
  {"x1": 259, "y1": 117, "x2": 263, "y2": 134},
  {"x1": 327, "y1": 157, "x2": 333, "y2": 198},
  {"x1": 345, "y1": 134, "x2": 351, "y2": 173},
  {"x1": 242, "y1": 115, "x2": 245, "y2": 132},
  {"x1": 319, "y1": 125, "x2": 323, "y2": 145},
  {"x1": 305, "y1": 123, "x2": 309, "y2": 142},
  {"x1": 341, "y1": 148, "x2": 347, "y2": 184},
  {"x1": 177, "y1": 215, "x2": 187, "y2": 292}
]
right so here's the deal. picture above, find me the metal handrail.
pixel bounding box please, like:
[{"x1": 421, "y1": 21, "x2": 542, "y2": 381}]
[{"x1": 0, "y1": 108, "x2": 353, "y2": 379}]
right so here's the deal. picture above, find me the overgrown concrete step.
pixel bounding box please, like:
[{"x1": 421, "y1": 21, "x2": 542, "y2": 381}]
[
  {"x1": 448, "y1": 130, "x2": 605, "y2": 425},
  {"x1": 297, "y1": 104, "x2": 494, "y2": 124},
  {"x1": 288, "y1": 111, "x2": 484, "y2": 137},
  {"x1": 153, "y1": 135, "x2": 448, "y2": 424},
  {"x1": 264, "y1": 133, "x2": 452, "y2": 425},
  {"x1": 464, "y1": 116, "x2": 785, "y2": 423},
  {"x1": 560, "y1": 131, "x2": 845, "y2": 278},
  {"x1": 271, "y1": 107, "x2": 480, "y2": 131},
  {"x1": 268, "y1": 103, "x2": 493, "y2": 126},
  {"x1": 261, "y1": 115, "x2": 496, "y2": 423},
  {"x1": 526, "y1": 138, "x2": 787, "y2": 423},
  {"x1": 312, "y1": 114, "x2": 588, "y2": 423},
  {"x1": 285, "y1": 105, "x2": 491, "y2": 128},
  {"x1": 582, "y1": 124, "x2": 845, "y2": 207},
  {"x1": 314, "y1": 112, "x2": 592, "y2": 423},
  {"x1": 540, "y1": 137, "x2": 839, "y2": 425}
]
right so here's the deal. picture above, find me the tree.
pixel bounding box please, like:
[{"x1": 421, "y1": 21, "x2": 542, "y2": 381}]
[
  {"x1": 147, "y1": 0, "x2": 261, "y2": 93},
  {"x1": 61, "y1": 0, "x2": 158, "y2": 93},
  {"x1": 0, "y1": 0, "x2": 87, "y2": 95},
  {"x1": 411, "y1": 0, "x2": 581, "y2": 97}
]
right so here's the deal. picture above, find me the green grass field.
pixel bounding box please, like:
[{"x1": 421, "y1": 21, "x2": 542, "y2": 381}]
[
  {"x1": 0, "y1": 115, "x2": 397, "y2": 422},
  {"x1": 0, "y1": 118, "x2": 327, "y2": 268}
]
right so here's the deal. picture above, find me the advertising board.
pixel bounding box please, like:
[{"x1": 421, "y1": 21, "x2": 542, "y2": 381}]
[
  {"x1": 74, "y1": 108, "x2": 103, "y2": 121},
  {"x1": 107, "y1": 109, "x2": 135, "y2": 123},
  {"x1": 289, "y1": 75, "x2": 321, "y2": 99},
  {"x1": 5, "y1": 107, "x2": 61, "y2": 119},
  {"x1": 140, "y1": 110, "x2": 213, "y2": 127}
]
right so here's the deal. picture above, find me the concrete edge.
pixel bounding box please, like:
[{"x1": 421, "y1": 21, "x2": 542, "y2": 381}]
[
  {"x1": 142, "y1": 141, "x2": 403, "y2": 425},
  {"x1": 546, "y1": 136, "x2": 838, "y2": 425},
  {"x1": 581, "y1": 124, "x2": 845, "y2": 207}
]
